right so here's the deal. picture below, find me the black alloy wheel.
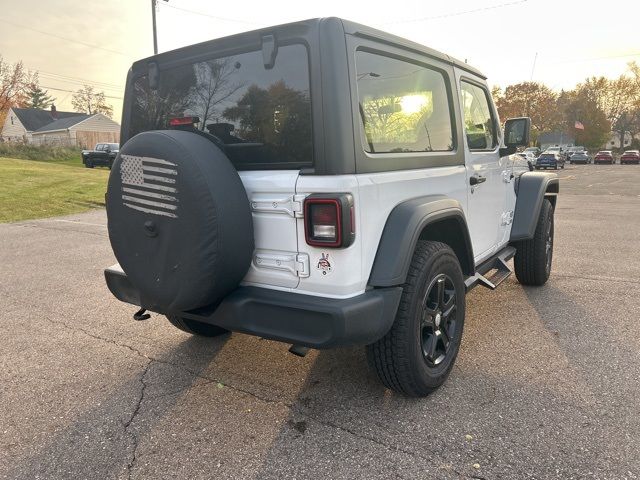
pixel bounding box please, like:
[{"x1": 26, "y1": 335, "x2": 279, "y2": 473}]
[{"x1": 420, "y1": 274, "x2": 458, "y2": 367}]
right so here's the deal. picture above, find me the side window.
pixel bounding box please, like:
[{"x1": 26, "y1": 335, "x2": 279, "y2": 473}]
[
  {"x1": 460, "y1": 81, "x2": 497, "y2": 150},
  {"x1": 355, "y1": 50, "x2": 454, "y2": 153},
  {"x1": 96, "y1": 144, "x2": 104, "y2": 151}
]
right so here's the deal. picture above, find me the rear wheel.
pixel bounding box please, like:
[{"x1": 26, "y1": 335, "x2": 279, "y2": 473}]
[
  {"x1": 166, "y1": 315, "x2": 229, "y2": 337},
  {"x1": 366, "y1": 241, "x2": 465, "y2": 397},
  {"x1": 514, "y1": 198, "x2": 554, "y2": 286}
]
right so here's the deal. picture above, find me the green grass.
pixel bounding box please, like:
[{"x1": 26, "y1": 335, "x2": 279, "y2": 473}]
[{"x1": 0, "y1": 157, "x2": 109, "y2": 223}]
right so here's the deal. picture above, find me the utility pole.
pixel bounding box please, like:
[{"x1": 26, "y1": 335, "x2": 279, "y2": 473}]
[
  {"x1": 151, "y1": 0, "x2": 158, "y2": 54},
  {"x1": 151, "y1": 0, "x2": 168, "y2": 55}
]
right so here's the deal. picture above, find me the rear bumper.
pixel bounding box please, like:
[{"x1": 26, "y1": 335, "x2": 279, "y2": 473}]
[{"x1": 105, "y1": 266, "x2": 402, "y2": 349}]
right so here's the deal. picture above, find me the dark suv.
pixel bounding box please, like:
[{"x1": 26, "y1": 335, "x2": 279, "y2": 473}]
[{"x1": 535, "y1": 152, "x2": 565, "y2": 170}]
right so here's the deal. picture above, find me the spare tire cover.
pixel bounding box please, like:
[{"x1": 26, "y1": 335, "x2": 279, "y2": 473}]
[{"x1": 106, "y1": 130, "x2": 253, "y2": 313}]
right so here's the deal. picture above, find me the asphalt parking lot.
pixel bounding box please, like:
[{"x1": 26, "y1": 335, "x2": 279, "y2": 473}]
[{"x1": 1, "y1": 164, "x2": 639, "y2": 479}]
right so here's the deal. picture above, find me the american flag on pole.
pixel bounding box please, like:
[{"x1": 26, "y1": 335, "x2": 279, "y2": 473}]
[
  {"x1": 119, "y1": 154, "x2": 179, "y2": 218},
  {"x1": 574, "y1": 120, "x2": 585, "y2": 130}
]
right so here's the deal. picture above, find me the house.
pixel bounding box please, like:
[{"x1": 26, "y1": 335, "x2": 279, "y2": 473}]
[{"x1": 1, "y1": 105, "x2": 120, "y2": 147}]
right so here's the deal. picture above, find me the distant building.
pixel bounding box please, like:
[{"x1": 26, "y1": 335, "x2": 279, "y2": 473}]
[
  {"x1": 1, "y1": 105, "x2": 120, "y2": 147},
  {"x1": 538, "y1": 131, "x2": 575, "y2": 150}
]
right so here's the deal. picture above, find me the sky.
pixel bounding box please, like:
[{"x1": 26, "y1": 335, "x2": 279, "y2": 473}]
[{"x1": 1, "y1": 0, "x2": 638, "y2": 123}]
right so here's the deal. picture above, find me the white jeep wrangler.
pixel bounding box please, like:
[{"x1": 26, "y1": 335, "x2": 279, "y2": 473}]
[{"x1": 105, "y1": 18, "x2": 559, "y2": 397}]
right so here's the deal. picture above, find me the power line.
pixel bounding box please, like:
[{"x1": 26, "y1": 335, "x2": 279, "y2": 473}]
[
  {"x1": 159, "y1": 2, "x2": 260, "y2": 25},
  {"x1": 38, "y1": 72, "x2": 124, "y2": 91},
  {"x1": 42, "y1": 85, "x2": 123, "y2": 101},
  {"x1": 383, "y1": 0, "x2": 528, "y2": 25},
  {"x1": 37, "y1": 69, "x2": 124, "y2": 89},
  {"x1": 0, "y1": 18, "x2": 129, "y2": 56}
]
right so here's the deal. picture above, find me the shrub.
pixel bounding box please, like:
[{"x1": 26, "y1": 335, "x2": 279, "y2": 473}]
[{"x1": 0, "y1": 142, "x2": 82, "y2": 163}]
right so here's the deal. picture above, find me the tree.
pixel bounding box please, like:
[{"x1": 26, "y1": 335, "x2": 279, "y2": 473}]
[
  {"x1": 495, "y1": 82, "x2": 562, "y2": 135},
  {"x1": 560, "y1": 89, "x2": 610, "y2": 150},
  {"x1": 223, "y1": 80, "x2": 312, "y2": 161},
  {"x1": 72, "y1": 84, "x2": 113, "y2": 118},
  {"x1": 0, "y1": 56, "x2": 27, "y2": 126},
  {"x1": 576, "y1": 76, "x2": 637, "y2": 132},
  {"x1": 22, "y1": 73, "x2": 55, "y2": 109},
  {"x1": 190, "y1": 58, "x2": 245, "y2": 131}
]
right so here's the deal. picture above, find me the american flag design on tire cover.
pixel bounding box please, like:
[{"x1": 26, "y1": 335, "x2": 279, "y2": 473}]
[{"x1": 119, "y1": 154, "x2": 178, "y2": 218}]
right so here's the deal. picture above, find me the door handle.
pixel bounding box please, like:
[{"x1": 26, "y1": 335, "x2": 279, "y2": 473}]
[{"x1": 469, "y1": 174, "x2": 486, "y2": 186}]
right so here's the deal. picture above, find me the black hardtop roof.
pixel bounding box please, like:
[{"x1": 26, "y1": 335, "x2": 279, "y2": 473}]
[{"x1": 132, "y1": 17, "x2": 486, "y2": 80}]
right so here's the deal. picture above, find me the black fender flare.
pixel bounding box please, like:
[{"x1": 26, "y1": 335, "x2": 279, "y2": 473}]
[
  {"x1": 368, "y1": 195, "x2": 475, "y2": 287},
  {"x1": 510, "y1": 172, "x2": 559, "y2": 242}
]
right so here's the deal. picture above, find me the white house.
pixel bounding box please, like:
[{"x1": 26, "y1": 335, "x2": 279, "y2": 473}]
[{"x1": 1, "y1": 105, "x2": 120, "y2": 147}]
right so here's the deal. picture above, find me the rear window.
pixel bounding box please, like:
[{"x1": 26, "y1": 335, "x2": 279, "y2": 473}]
[{"x1": 128, "y1": 44, "x2": 312, "y2": 169}]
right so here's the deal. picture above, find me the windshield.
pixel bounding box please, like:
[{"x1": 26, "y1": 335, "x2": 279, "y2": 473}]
[{"x1": 127, "y1": 44, "x2": 312, "y2": 169}]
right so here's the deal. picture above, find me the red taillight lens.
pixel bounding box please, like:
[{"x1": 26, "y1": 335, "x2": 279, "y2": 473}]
[
  {"x1": 169, "y1": 116, "x2": 200, "y2": 126},
  {"x1": 304, "y1": 194, "x2": 355, "y2": 248},
  {"x1": 310, "y1": 203, "x2": 338, "y2": 239}
]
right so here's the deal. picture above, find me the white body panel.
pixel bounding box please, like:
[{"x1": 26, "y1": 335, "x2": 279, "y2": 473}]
[{"x1": 238, "y1": 170, "x2": 301, "y2": 289}]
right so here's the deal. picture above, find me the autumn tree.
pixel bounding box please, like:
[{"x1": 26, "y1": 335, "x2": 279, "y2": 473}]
[
  {"x1": 495, "y1": 82, "x2": 562, "y2": 135},
  {"x1": 72, "y1": 84, "x2": 113, "y2": 118},
  {"x1": 0, "y1": 56, "x2": 27, "y2": 125},
  {"x1": 559, "y1": 90, "x2": 610, "y2": 150},
  {"x1": 575, "y1": 76, "x2": 638, "y2": 146}
]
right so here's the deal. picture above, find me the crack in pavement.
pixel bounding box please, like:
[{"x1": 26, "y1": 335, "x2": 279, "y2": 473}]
[{"x1": 124, "y1": 359, "x2": 152, "y2": 480}]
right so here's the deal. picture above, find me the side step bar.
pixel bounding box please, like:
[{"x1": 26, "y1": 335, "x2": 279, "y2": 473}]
[{"x1": 465, "y1": 246, "x2": 516, "y2": 291}]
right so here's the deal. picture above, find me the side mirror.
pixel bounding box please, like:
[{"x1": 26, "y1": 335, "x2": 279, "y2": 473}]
[
  {"x1": 504, "y1": 117, "x2": 531, "y2": 147},
  {"x1": 500, "y1": 117, "x2": 531, "y2": 157}
]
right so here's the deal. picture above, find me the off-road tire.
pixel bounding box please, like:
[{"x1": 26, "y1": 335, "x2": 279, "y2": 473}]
[
  {"x1": 514, "y1": 198, "x2": 554, "y2": 286},
  {"x1": 366, "y1": 241, "x2": 466, "y2": 397},
  {"x1": 166, "y1": 315, "x2": 229, "y2": 337},
  {"x1": 85, "y1": 160, "x2": 93, "y2": 168}
]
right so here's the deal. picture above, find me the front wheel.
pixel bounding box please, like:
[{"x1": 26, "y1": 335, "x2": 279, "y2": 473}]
[
  {"x1": 166, "y1": 315, "x2": 229, "y2": 337},
  {"x1": 85, "y1": 159, "x2": 93, "y2": 168},
  {"x1": 366, "y1": 241, "x2": 465, "y2": 397},
  {"x1": 514, "y1": 199, "x2": 554, "y2": 286}
]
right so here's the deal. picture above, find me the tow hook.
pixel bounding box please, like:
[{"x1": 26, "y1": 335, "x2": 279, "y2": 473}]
[{"x1": 133, "y1": 308, "x2": 151, "y2": 321}]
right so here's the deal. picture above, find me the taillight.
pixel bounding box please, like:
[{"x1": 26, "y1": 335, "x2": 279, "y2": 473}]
[
  {"x1": 169, "y1": 116, "x2": 200, "y2": 127},
  {"x1": 304, "y1": 194, "x2": 355, "y2": 248}
]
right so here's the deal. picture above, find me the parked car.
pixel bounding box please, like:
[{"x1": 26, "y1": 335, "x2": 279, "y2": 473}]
[
  {"x1": 569, "y1": 152, "x2": 589, "y2": 164},
  {"x1": 566, "y1": 146, "x2": 585, "y2": 160},
  {"x1": 82, "y1": 143, "x2": 120, "y2": 168},
  {"x1": 523, "y1": 146, "x2": 541, "y2": 158},
  {"x1": 516, "y1": 151, "x2": 537, "y2": 165},
  {"x1": 594, "y1": 150, "x2": 614, "y2": 164},
  {"x1": 103, "y1": 17, "x2": 559, "y2": 397},
  {"x1": 536, "y1": 152, "x2": 565, "y2": 169},
  {"x1": 620, "y1": 150, "x2": 640, "y2": 164},
  {"x1": 544, "y1": 146, "x2": 568, "y2": 161}
]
